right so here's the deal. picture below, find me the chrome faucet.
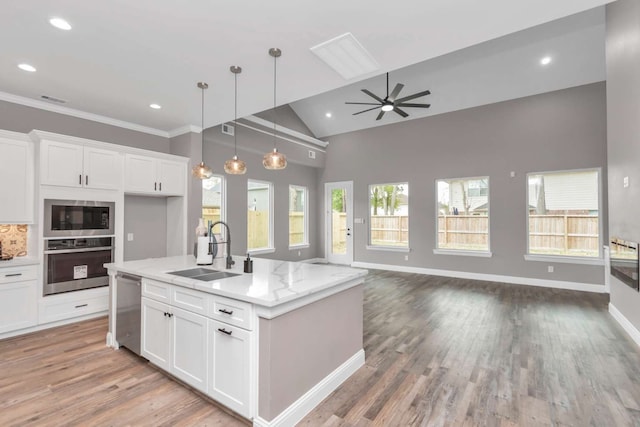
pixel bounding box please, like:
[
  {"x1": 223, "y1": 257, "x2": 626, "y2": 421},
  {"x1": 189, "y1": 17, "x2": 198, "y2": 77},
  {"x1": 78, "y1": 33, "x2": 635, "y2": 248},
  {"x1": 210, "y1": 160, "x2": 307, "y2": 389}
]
[{"x1": 209, "y1": 221, "x2": 235, "y2": 270}]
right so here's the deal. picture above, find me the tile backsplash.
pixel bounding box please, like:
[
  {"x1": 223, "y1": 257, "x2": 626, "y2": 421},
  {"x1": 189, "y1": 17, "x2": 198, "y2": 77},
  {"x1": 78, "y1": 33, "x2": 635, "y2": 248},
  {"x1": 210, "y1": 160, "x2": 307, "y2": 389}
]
[{"x1": 0, "y1": 224, "x2": 28, "y2": 257}]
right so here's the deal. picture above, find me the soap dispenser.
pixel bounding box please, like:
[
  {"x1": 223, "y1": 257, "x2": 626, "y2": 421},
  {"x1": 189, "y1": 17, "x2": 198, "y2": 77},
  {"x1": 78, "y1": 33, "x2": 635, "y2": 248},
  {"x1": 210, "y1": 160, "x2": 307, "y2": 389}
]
[{"x1": 244, "y1": 253, "x2": 253, "y2": 273}]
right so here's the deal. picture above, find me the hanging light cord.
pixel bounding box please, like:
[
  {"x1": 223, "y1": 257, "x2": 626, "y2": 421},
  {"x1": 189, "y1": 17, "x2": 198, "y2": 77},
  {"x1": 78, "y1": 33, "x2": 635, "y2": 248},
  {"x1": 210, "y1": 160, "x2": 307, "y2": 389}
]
[
  {"x1": 234, "y1": 72, "x2": 238, "y2": 156},
  {"x1": 201, "y1": 84, "x2": 205, "y2": 156},
  {"x1": 273, "y1": 52, "x2": 277, "y2": 149}
]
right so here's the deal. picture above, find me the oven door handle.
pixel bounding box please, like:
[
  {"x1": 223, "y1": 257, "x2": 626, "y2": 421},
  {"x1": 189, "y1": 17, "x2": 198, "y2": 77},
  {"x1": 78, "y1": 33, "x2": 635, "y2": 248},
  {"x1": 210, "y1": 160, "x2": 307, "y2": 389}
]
[{"x1": 44, "y1": 246, "x2": 114, "y2": 254}]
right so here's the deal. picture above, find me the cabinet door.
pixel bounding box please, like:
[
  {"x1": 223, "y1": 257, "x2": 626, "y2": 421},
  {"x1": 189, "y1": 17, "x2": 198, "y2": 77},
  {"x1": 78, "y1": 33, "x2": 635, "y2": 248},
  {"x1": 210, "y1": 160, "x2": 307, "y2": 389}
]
[
  {"x1": 0, "y1": 281, "x2": 37, "y2": 334},
  {"x1": 172, "y1": 307, "x2": 208, "y2": 392},
  {"x1": 157, "y1": 159, "x2": 186, "y2": 196},
  {"x1": 141, "y1": 297, "x2": 171, "y2": 370},
  {"x1": 40, "y1": 140, "x2": 83, "y2": 187},
  {"x1": 0, "y1": 137, "x2": 33, "y2": 223},
  {"x1": 209, "y1": 319, "x2": 251, "y2": 417},
  {"x1": 124, "y1": 154, "x2": 158, "y2": 194},
  {"x1": 83, "y1": 147, "x2": 121, "y2": 190}
]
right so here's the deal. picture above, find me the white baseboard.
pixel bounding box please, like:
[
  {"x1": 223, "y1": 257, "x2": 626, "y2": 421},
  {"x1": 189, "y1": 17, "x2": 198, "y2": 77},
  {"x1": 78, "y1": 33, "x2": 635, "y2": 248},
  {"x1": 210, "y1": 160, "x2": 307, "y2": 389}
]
[
  {"x1": 253, "y1": 349, "x2": 365, "y2": 427},
  {"x1": 351, "y1": 261, "x2": 606, "y2": 294},
  {"x1": 300, "y1": 257, "x2": 328, "y2": 264},
  {"x1": 609, "y1": 303, "x2": 640, "y2": 347},
  {"x1": 0, "y1": 311, "x2": 107, "y2": 341}
]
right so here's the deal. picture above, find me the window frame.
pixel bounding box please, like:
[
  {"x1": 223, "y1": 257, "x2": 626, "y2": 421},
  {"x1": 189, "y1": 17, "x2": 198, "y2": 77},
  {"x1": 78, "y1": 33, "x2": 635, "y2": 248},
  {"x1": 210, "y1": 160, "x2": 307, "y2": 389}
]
[
  {"x1": 247, "y1": 179, "x2": 274, "y2": 255},
  {"x1": 366, "y1": 182, "x2": 410, "y2": 251},
  {"x1": 434, "y1": 176, "x2": 492, "y2": 257},
  {"x1": 288, "y1": 184, "x2": 309, "y2": 249},
  {"x1": 524, "y1": 167, "x2": 603, "y2": 264},
  {"x1": 202, "y1": 174, "x2": 226, "y2": 238}
]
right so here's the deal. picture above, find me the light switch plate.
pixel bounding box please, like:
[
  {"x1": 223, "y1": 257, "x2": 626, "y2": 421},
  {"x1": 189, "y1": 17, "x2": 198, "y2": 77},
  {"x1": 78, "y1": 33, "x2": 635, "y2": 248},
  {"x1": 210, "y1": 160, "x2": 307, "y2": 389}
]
[
  {"x1": 624, "y1": 176, "x2": 629, "y2": 188},
  {"x1": 127, "y1": 233, "x2": 134, "y2": 241}
]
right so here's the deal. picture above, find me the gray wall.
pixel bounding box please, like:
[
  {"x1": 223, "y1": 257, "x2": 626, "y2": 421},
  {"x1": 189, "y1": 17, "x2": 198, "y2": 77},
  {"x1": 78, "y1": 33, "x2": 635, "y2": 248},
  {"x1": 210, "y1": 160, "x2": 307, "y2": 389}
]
[
  {"x1": 320, "y1": 83, "x2": 608, "y2": 285},
  {"x1": 202, "y1": 127, "x2": 320, "y2": 261},
  {"x1": 0, "y1": 100, "x2": 170, "y2": 152},
  {"x1": 123, "y1": 195, "x2": 167, "y2": 261},
  {"x1": 606, "y1": 0, "x2": 640, "y2": 329}
]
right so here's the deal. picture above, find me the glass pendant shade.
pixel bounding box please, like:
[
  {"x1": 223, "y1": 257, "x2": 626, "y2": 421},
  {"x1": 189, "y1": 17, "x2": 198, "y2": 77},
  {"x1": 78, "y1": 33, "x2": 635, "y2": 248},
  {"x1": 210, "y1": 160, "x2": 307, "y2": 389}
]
[
  {"x1": 262, "y1": 148, "x2": 287, "y2": 170},
  {"x1": 224, "y1": 155, "x2": 246, "y2": 174},
  {"x1": 192, "y1": 161, "x2": 213, "y2": 179}
]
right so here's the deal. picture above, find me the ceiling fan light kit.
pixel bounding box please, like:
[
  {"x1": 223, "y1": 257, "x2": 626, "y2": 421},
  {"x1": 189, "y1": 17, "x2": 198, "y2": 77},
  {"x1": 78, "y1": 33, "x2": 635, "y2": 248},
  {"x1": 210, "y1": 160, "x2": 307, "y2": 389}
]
[
  {"x1": 224, "y1": 65, "x2": 247, "y2": 175},
  {"x1": 263, "y1": 47, "x2": 287, "y2": 170},
  {"x1": 192, "y1": 81, "x2": 213, "y2": 179},
  {"x1": 346, "y1": 72, "x2": 431, "y2": 120}
]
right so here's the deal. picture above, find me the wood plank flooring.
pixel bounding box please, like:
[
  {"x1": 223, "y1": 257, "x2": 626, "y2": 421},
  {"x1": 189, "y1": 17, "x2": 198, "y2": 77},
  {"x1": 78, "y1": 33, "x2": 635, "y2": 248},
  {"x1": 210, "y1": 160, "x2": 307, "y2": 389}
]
[{"x1": 2, "y1": 270, "x2": 640, "y2": 426}]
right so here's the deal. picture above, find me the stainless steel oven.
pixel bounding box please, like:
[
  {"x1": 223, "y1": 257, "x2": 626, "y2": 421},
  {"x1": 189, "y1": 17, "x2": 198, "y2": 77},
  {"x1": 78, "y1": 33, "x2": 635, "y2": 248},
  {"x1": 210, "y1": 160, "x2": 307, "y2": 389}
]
[
  {"x1": 44, "y1": 199, "x2": 114, "y2": 238},
  {"x1": 43, "y1": 237, "x2": 114, "y2": 295}
]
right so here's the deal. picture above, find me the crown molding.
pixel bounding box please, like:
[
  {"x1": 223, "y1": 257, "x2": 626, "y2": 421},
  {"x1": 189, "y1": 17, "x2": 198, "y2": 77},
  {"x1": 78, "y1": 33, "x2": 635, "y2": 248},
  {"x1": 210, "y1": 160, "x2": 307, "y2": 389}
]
[
  {"x1": 0, "y1": 90, "x2": 170, "y2": 138},
  {"x1": 167, "y1": 124, "x2": 201, "y2": 138}
]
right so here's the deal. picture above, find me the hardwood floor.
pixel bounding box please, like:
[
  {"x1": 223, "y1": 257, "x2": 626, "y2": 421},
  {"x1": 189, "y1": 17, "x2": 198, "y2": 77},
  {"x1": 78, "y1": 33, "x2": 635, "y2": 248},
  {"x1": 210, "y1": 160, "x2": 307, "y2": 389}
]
[{"x1": 2, "y1": 270, "x2": 640, "y2": 426}]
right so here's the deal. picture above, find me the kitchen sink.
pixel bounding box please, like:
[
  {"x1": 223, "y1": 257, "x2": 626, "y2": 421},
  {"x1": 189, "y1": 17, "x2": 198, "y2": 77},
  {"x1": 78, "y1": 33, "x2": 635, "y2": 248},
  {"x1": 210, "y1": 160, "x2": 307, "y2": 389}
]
[{"x1": 167, "y1": 268, "x2": 240, "y2": 281}]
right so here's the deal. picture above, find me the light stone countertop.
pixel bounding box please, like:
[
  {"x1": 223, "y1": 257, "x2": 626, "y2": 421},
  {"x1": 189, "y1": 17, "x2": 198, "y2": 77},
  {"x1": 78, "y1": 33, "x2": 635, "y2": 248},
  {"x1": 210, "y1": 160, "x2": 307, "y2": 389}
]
[{"x1": 105, "y1": 255, "x2": 367, "y2": 308}]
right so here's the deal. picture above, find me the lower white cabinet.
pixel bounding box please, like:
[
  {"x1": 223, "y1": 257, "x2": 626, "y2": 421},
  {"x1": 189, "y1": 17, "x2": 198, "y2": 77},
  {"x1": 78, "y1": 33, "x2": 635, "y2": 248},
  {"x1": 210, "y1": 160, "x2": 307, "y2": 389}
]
[
  {"x1": 140, "y1": 280, "x2": 252, "y2": 418},
  {"x1": 209, "y1": 319, "x2": 251, "y2": 417},
  {"x1": 0, "y1": 265, "x2": 38, "y2": 334},
  {"x1": 141, "y1": 296, "x2": 208, "y2": 393}
]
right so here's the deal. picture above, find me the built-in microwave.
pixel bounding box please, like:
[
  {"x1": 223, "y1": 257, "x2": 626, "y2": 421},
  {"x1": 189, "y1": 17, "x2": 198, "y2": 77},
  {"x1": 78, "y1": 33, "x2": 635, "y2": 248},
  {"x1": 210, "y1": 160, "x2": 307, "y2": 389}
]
[{"x1": 44, "y1": 199, "x2": 115, "y2": 238}]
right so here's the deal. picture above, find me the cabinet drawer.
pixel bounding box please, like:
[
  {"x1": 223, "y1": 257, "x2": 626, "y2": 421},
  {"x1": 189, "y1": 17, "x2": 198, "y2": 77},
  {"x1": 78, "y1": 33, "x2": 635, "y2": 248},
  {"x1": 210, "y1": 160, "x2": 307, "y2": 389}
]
[
  {"x1": 0, "y1": 265, "x2": 38, "y2": 284},
  {"x1": 172, "y1": 286, "x2": 209, "y2": 316},
  {"x1": 142, "y1": 278, "x2": 171, "y2": 302},
  {"x1": 40, "y1": 292, "x2": 108, "y2": 324},
  {"x1": 209, "y1": 295, "x2": 252, "y2": 330}
]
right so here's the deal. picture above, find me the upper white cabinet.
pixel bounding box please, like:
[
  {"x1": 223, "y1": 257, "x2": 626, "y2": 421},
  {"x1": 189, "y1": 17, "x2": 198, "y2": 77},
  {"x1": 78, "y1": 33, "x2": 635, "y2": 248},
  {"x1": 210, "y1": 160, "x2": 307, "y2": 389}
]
[
  {"x1": 40, "y1": 139, "x2": 121, "y2": 190},
  {"x1": 0, "y1": 131, "x2": 34, "y2": 223},
  {"x1": 124, "y1": 154, "x2": 186, "y2": 196}
]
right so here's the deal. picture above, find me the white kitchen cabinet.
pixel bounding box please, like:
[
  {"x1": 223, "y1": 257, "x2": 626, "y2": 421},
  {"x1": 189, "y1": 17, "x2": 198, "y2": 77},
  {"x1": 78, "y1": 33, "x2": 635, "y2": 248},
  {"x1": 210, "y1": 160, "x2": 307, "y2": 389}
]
[
  {"x1": 0, "y1": 131, "x2": 34, "y2": 223},
  {"x1": 208, "y1": 319, "x2": 251, "y2": 418},
  {"x1": 141, "y1": 297, "x2": 172, "y2": 371},
  {"x1": 124, "y1": 154, "x2": 185, "y2": 196},
  {"x1": 40, "y1": 140, "x2": 120, "y2": 190},
  {"x1": 141, "y1": 295, "x2": 208, "y2": 393},
  {"x1": 0, "y1": 265, "x2": 38, "y2": 334}
]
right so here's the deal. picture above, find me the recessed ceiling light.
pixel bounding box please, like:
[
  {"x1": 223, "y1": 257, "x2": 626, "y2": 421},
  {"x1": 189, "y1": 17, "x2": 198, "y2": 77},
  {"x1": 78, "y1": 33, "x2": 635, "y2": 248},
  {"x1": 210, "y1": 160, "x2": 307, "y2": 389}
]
[
  {"x1": 149, "y1": 104, "x2": 162, "y2": 110},
  {"x1": 540, "y1": 56, "x2": 552, "y2": 65},
  {"x1": 49, "y1": 17, "x2": 72, "y2": 30},
  {"x1": 325, "y1": 112, "x2": 332, "y2": 118},
  {"x1": 18, "y1": 63, "x2": 36, "y2": 72}
]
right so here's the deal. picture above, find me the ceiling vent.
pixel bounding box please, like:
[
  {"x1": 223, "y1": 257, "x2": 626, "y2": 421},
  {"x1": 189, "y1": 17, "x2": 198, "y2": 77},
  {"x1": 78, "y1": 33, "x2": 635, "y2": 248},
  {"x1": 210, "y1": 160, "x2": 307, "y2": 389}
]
[
  {"x1": 40, "y1": 95, "x2": 66, "y2": 104},
  {"x1": 310, "y1": 32, "x2": 380, "y2": 80},
  {"x1": 222, "y1": 123, "x2": 235, "y2": 136}
]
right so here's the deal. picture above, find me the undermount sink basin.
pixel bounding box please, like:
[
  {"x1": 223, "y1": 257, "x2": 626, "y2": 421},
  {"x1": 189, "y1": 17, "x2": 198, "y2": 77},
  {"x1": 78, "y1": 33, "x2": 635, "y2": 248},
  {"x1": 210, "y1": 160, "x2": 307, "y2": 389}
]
[{"x1": 168, "y1": 268, "x2": 240, "y2": 281}]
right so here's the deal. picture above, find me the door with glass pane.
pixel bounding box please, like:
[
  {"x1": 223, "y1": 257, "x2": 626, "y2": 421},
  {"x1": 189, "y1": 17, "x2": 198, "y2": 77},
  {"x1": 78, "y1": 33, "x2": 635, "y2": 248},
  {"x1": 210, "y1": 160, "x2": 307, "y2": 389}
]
[{"x1": 325, "y1": 181, "x2": 353, "y2": 265}]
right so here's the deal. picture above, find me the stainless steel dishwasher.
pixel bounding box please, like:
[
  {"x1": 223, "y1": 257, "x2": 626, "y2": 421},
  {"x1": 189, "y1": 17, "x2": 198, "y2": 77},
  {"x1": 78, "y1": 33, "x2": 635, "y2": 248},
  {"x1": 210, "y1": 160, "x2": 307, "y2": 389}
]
[{"x1": 115, "y1": 273, "x2": 142, "y2": 355}]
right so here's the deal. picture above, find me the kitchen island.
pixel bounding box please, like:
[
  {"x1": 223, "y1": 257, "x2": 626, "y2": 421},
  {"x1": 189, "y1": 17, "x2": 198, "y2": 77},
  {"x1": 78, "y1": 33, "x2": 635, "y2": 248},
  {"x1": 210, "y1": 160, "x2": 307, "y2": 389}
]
[{"x1": 105, "y1": 255, "x2": 367, "y2": 426}]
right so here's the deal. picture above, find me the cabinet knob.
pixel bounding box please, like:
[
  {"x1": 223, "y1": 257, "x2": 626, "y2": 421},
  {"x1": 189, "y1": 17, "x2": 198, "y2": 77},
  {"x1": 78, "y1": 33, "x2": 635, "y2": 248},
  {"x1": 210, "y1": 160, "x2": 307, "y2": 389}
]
[
  {"x1": 218, "y1": 308, "x2": 233, "y2": 315},
  {"x1": 217, "y1": 328, "x2": 232, "y2": 336}
]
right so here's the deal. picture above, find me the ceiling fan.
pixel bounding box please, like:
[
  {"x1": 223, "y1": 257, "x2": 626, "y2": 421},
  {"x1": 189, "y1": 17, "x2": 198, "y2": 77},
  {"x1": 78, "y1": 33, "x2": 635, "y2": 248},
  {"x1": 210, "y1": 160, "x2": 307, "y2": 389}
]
[{"x1": 346, "y1": 72, "x2": 431, "y2": 120}]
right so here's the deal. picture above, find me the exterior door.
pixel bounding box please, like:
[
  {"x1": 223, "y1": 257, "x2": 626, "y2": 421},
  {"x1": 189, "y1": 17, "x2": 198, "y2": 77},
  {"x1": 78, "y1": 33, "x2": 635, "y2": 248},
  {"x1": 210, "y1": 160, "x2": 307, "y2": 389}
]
[{"x1": 325, "y1": 181, "x2": 353, "y2": 265}]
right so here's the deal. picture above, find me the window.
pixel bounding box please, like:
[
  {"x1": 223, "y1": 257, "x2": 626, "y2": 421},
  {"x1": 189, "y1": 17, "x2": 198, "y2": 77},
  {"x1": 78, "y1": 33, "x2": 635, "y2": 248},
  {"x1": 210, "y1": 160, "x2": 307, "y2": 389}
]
[
  {"x1": 289, "y1": 185, "x2": 308, "y2": 247},
  {"x1": 247, "y1": 180, "x2": 273, "y2": 252},
  {"x1": 527, "y1": 169, "x2": 600, "y2": 258},
  {"x1": 436, "y1": 177, "x2": 490, "y2": 252},
  {"x1": 202, "y1": 175, "x2": 225, "y2": 235},
  {"x1": 369, "y1": 183, "x2": 409, "y2": 248}
]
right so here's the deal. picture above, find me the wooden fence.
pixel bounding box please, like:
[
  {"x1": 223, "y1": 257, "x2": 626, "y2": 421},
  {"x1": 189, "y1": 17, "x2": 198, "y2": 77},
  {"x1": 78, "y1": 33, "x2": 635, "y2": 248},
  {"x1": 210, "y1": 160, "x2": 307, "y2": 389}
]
[
  {"x1": 528, "y1": 214, "x2": 599, "y2": 256},
  {"x1": 438, "y1": 215, "x2": 489, "y2": 250}
]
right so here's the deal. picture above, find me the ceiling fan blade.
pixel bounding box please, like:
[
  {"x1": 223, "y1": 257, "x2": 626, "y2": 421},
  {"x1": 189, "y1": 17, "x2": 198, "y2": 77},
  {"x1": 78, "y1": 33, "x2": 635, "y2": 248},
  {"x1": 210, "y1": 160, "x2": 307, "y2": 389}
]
[
  {"x1": 394, "y1": 107, "x2": 409, "y2": 118},
  {"x1": 388, "y1": 83, "x2": 404, "y2": 102},
  {"x1": 345, "y1": 102, "x2": 382, "y2": 106},
  {"x1": 361, "y1": 89, "x2": 384, "y2": 103},
  {"x1": 395, "y1": 89, "x2": 431, "y2": 104},
  {"x1": 353, "y1": 106, "x2": 382, "y2": 116},
  {"x1": 376, "y1": 110, "x2": 386, "y2": 120},
  {"x1": 396, "y1": 103, "x2": 431, "y2": 108}
]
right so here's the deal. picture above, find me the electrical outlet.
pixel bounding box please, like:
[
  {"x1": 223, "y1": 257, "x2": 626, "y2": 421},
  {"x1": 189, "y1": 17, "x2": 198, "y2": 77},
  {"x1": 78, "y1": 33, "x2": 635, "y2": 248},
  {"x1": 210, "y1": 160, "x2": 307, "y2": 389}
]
[
  {"x1": 308, "y1": 150, "x2": 316, "y2": 159},
  {"x1": 127, "y1": 233, "x2": 134, "y2": 241},
  {"x1": 547, "y1": 265, "x2": 554, "y2": 273},
  {"x1": 624, "y1": 176, "x2": 629, "y2": 188},
  {"x1": 404, "y1": 255, "x2": 409, "y2": 261},
  {"x1": 510, "y1": 171, "x2": 516, "y2": 178},
  {"x1": 298, "y1": 250, "x2": 301, "y2": 257}
]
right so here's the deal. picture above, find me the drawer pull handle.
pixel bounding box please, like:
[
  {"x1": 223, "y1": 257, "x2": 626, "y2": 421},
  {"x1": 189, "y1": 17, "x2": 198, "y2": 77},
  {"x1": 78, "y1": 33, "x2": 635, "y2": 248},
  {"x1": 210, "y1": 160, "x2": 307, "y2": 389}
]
[
  {"x1": 5, "y1": 273, "x2": 22, "y2": 277},
  {"x1": 218, "y1": 308, "x2": 233, "y2": 315},
  {"x1": 75, "y1": 304, "x2": 88, "y2": 309},
  {"x1": 218, "y1": 328, "x2": 232, "y2": 336}
]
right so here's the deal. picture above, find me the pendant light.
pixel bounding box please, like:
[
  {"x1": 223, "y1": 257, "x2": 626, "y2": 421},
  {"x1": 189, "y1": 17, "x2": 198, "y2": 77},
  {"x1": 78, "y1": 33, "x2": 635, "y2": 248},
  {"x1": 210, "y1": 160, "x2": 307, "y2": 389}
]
[
  {"x1": 263, "y1": 48, "x2": 287, "y2": 170},
  {"x1": 224, "y1": 66, "x2": 247, "y2": 175},
  {"x1": 192, "y1": 82, "x2": 213, "y2": 179}
]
